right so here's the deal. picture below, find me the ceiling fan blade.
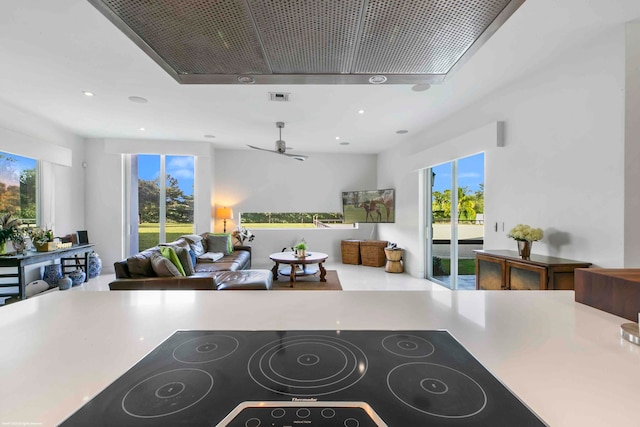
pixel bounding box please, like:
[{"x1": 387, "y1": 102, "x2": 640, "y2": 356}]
[
  {"x1": 281, "y1": 152, "x2": 308, "y2": 160},
  {"x1": 247, "y1": 144, "x2": 277, "y2": 153},
  {"x1": 280, "y1": 153, "x2": 309, "y2": 162}
]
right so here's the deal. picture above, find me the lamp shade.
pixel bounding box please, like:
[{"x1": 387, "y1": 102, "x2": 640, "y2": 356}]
[{"x1": 216, "y1": 207, "x2": 234, "y2": 220}]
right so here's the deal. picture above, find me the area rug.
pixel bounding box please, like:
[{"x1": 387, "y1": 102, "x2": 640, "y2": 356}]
[{"x1": 271, "y1": 270, "x2": 342, "y2": 290}]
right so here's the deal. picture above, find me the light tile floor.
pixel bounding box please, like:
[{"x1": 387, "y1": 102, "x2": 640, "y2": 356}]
[{"x1": 68, "y1": 262, "x2": 455, "y2": 292}]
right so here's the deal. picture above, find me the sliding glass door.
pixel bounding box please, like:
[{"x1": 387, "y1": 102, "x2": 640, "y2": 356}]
[
  {"x1": 427, "y1": 153, "x2": 484, "y2": 289},
  {"x1": 134, "y1": 154, "x2": 195, "y2": 252}
]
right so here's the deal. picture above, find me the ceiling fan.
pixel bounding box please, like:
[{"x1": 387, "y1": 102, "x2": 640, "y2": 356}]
[{"x1": 247, "y1": 122, "x2": 308, "y2": 161}]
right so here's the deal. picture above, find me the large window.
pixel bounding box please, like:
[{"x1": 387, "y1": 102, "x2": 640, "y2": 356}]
[
  {"x1": 240, "y1": 212, "x2": 349, "y2": 229},
  {"x1": 136, "y1": 155, "x2": 194, "y2": 250},
  {"x1": 0, "y1": 152, "x2": 37, "y2": 224}
]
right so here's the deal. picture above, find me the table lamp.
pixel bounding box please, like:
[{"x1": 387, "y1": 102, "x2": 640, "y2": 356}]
[{"x1": 216, "y1": 207, "x2": 234, "y2": 233}]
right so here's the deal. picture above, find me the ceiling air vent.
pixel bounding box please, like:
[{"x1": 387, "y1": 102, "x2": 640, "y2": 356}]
[{"x1": 269, "y1": 92, "x2": 291, "y2": 102}]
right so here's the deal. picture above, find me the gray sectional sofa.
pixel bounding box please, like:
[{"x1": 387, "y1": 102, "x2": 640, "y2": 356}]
[{"x1": 109, "y1": 233, "x2": 271, "y2": 290}]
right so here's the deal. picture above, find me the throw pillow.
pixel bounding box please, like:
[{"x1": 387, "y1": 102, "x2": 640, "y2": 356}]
[
  {"x1": 159, "y1": 238, "x2": 189, "y2": 250},
  {"x1": 206, "y1": 234, "x2": 233, "y2": 255},
  {"x1": 150, "y1": 252, "x2": 182, "y2": 277},
  {"x1": 188, "y1": 248, "x2": 197, "y2": 267},
  {"x1": 159, "y1": 246, "x2": 186, "y2": 276},
  {"x1": 189, "y1": 240, "x2": 205, "y2": 257},
  {"x1": 175, "y1": 246, "x2": 195, "y2": 276},
  {"x1": 181, "y1": 234, "x2": 203, "y2": 243}
]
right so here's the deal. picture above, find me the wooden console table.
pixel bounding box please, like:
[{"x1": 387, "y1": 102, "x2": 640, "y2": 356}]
[
  {"x1": 475, "y1": 249, "x2": 591, "y2": 290},
  {"x1": 0, "y1": 244, "x2": 95, "y2": 300}
]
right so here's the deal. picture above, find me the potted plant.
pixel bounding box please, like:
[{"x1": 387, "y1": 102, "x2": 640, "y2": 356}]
[
  {"x1": 28, "y1": 227, "x2": 56, "y2": 252},
  {"x1": 295, "y1": 241, "x2": 307, "y2": 257},
  {"x1": 0, "y1": 213, "x2": 22, "y2": 254}
]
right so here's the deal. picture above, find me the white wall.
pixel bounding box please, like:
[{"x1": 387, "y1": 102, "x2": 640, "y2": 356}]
[
  {"x1": 625, "y1": 22, "x2": 640, "y2": 266},
  {"x1": 378, "y1": 25, "x2": 629, "y2": 271},
  {"x1": 0, "y1": 102, "x2": 86, "y2": 283},
  {"x1": 213, "y1": 149, "x2": 378, "y2": 266}
]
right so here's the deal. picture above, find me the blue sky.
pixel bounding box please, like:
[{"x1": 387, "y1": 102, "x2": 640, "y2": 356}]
[
  {"x1": 138, "y1": 155, "x2": 194, "y2": 195},
  {"x1": 432, "y1": 152, "x2": 484, "y2": 193},
  {"x1": 0, "y1": 153, "x2": 36, "y2": 186}
]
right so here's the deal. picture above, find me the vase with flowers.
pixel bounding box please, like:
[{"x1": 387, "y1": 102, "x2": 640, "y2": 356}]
[
  {"x1": 231, "y1": 226, "x2": 255, "y2": 247},
  {"x1": 507, "y1": 224, "x2": 543, "y2": 259}
]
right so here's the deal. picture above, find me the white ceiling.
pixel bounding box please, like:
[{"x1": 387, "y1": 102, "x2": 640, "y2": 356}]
[{"x1": 1, "y1": 0, "x2": 640, "y2": 155}]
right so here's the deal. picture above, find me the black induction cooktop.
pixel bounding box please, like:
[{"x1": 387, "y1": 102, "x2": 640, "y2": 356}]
[{"x1": 60, "y1": 330, "x2": 547, "y2": 426}]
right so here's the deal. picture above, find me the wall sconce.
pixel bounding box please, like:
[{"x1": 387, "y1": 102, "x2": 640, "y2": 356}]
[{"x1": 216, "y1": 207, "x2": 234, "y2": 233}]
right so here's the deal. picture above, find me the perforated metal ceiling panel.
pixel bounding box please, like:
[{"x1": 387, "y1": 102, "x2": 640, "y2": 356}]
[{"x1": 88, "y1": 0, "x2": 525, "y2": 84}]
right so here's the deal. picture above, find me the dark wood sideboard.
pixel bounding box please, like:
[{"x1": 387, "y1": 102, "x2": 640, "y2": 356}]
[{"x1": 475, "y1": 250, "x2": 591, "y2": 291}]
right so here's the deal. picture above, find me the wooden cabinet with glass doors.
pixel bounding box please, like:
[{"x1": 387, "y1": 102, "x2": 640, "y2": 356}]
[{"x1": 474, "y1": 250, "x2": 591, "y2": 290}]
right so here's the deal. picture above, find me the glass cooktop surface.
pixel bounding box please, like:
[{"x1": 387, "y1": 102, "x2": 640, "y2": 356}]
[{"x1": 60, "y1": 330, "x2": 547, "y2": 426}]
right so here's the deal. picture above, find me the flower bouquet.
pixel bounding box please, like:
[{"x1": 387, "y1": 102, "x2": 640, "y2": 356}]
[
  {"x1": 507, "y1": 224, "x2": 543, "y2": 259},
  {"x1": 231, "y1": 226, "x2": 255, "y2": 247}
]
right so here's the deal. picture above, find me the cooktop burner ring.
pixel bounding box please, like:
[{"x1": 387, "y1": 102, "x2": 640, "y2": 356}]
[
  {"x1": 267, "y1": 341, "x2": 350, "y2": 384},
  {"x1": 387, "y1": 362, "x2": 487, "y2": 419},
  {"x1": 381, "y1": 334, "x2": 435, "y2": 358},
  {"x1": 121, "y1": 368, "x2": 214, "y2": 419},
  {"x1": 248, "y1": 334, "x2": 368, "y2": 396},
  {"x1": 172, "y1": 334, "x2": 239, "y2": 364}
]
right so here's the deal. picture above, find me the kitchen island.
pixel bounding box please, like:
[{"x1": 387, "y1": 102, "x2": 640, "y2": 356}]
[{"x1": 0, "y1": 290, "x2": 637, "y2": 426}]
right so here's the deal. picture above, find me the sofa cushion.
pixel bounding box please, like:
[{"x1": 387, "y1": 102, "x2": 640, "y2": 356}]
[
  {"x1": 206, "y1": 234, "x2": 233, "y2": 255},
  {"x1": 126, "y1": 248, "x2": 159, "y2": 278},
  {"x1": 194, "y1": 250, "x2": 250, "y2": 273},
  {"x1": 150, "y1": 252, "x2": 183, "y2": 277},
  {"x1": 197, "y1": 252, "x2": 224, "y2": 262},
  {"x1": 175, "y1": 246, "x2": 195, "y2": 276},
  {"x1": 213, "y1": 270, "x2": 272, "y2": 290},
  {"x1": 159, "y1": 238, "x2": 190, "y2": 250}
]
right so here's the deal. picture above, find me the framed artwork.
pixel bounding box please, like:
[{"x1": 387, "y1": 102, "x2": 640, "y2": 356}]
[
  {"x1": 76, "y1": 230, "x2": 89, "y2": 245},
  {"x1": 342, "y1": 189, "x2": 395, "y2": 223}
]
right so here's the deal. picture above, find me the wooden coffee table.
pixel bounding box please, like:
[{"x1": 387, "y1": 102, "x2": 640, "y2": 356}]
[{"x1": 269, "y1": 251, "x2": 328, "y2": 286}]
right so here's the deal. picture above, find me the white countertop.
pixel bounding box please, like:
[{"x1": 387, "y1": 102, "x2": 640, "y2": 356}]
[{"x1": 0, "y1": 290, "x2": 638, "y2": 426}]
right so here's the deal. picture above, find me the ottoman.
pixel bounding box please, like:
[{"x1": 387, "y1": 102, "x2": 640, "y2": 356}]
[{"x1": 214, "y1": 270, "x2": 273, "y2": 290}]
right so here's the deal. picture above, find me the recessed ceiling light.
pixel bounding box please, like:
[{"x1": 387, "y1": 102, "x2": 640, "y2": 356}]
[
  {"x1": 411, "y1": 84, "x2": 431, "y2": 92},
  {"x1": 82, "y1": 91, "x2": 95, "y2": 97},
  {"x1": 339, "y1": 141, "x2": 350, "y2": 146},
  {"x1": 396, "y1": 130, "x2": 409, "y2": 134},
  {"x1": 237, "y1": 75, "x2": 255, "y2": 84},
  {"x1": 357, "y1": 109, "x2": 365, "y2": 115},
  {"x1": 204, "y1": 135, "x2": 216, "y2": 139},
  {"x1": 139, "y1": 127, "x2": 146, "y2": 131},
  {"x1": 369, "y1": 75, "x2": 387, "y2": 84},
  {"x1": 335, "y1": 136, "x2": 340, "y2": 140},
  {"x1": 128, "y1": 96, "x2": 148, "y2": 103}
]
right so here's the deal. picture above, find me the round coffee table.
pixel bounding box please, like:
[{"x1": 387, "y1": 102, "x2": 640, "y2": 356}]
[{"x1": 269, "y1": 251, "x2": 328, "y2": 286}]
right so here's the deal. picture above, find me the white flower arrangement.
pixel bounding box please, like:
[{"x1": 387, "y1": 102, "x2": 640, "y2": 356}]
[
  {"x1": 507, "y1": 224, "x2": 543, "y2": 242},
  {"x1": 231, "y1": 226, "x2": 255, "y2": 246}
]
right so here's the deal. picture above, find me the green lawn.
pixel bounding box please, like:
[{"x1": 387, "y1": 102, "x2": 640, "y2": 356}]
[
  {"x1": 138, "y1": 223, "x2": 194, "y2": 250},
  {"x1": 439, "y1": 258, "x2": 476, "y2": 275}
]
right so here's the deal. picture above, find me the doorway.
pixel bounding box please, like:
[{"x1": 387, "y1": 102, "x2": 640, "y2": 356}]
[{"x1": 426, "y1": 153, "x2": 484, "y2": 289}]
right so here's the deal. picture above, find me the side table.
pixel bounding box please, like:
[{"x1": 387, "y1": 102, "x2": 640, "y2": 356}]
[{"x1": 384, "y1": 248, "x2": 404, "y2": 273}]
